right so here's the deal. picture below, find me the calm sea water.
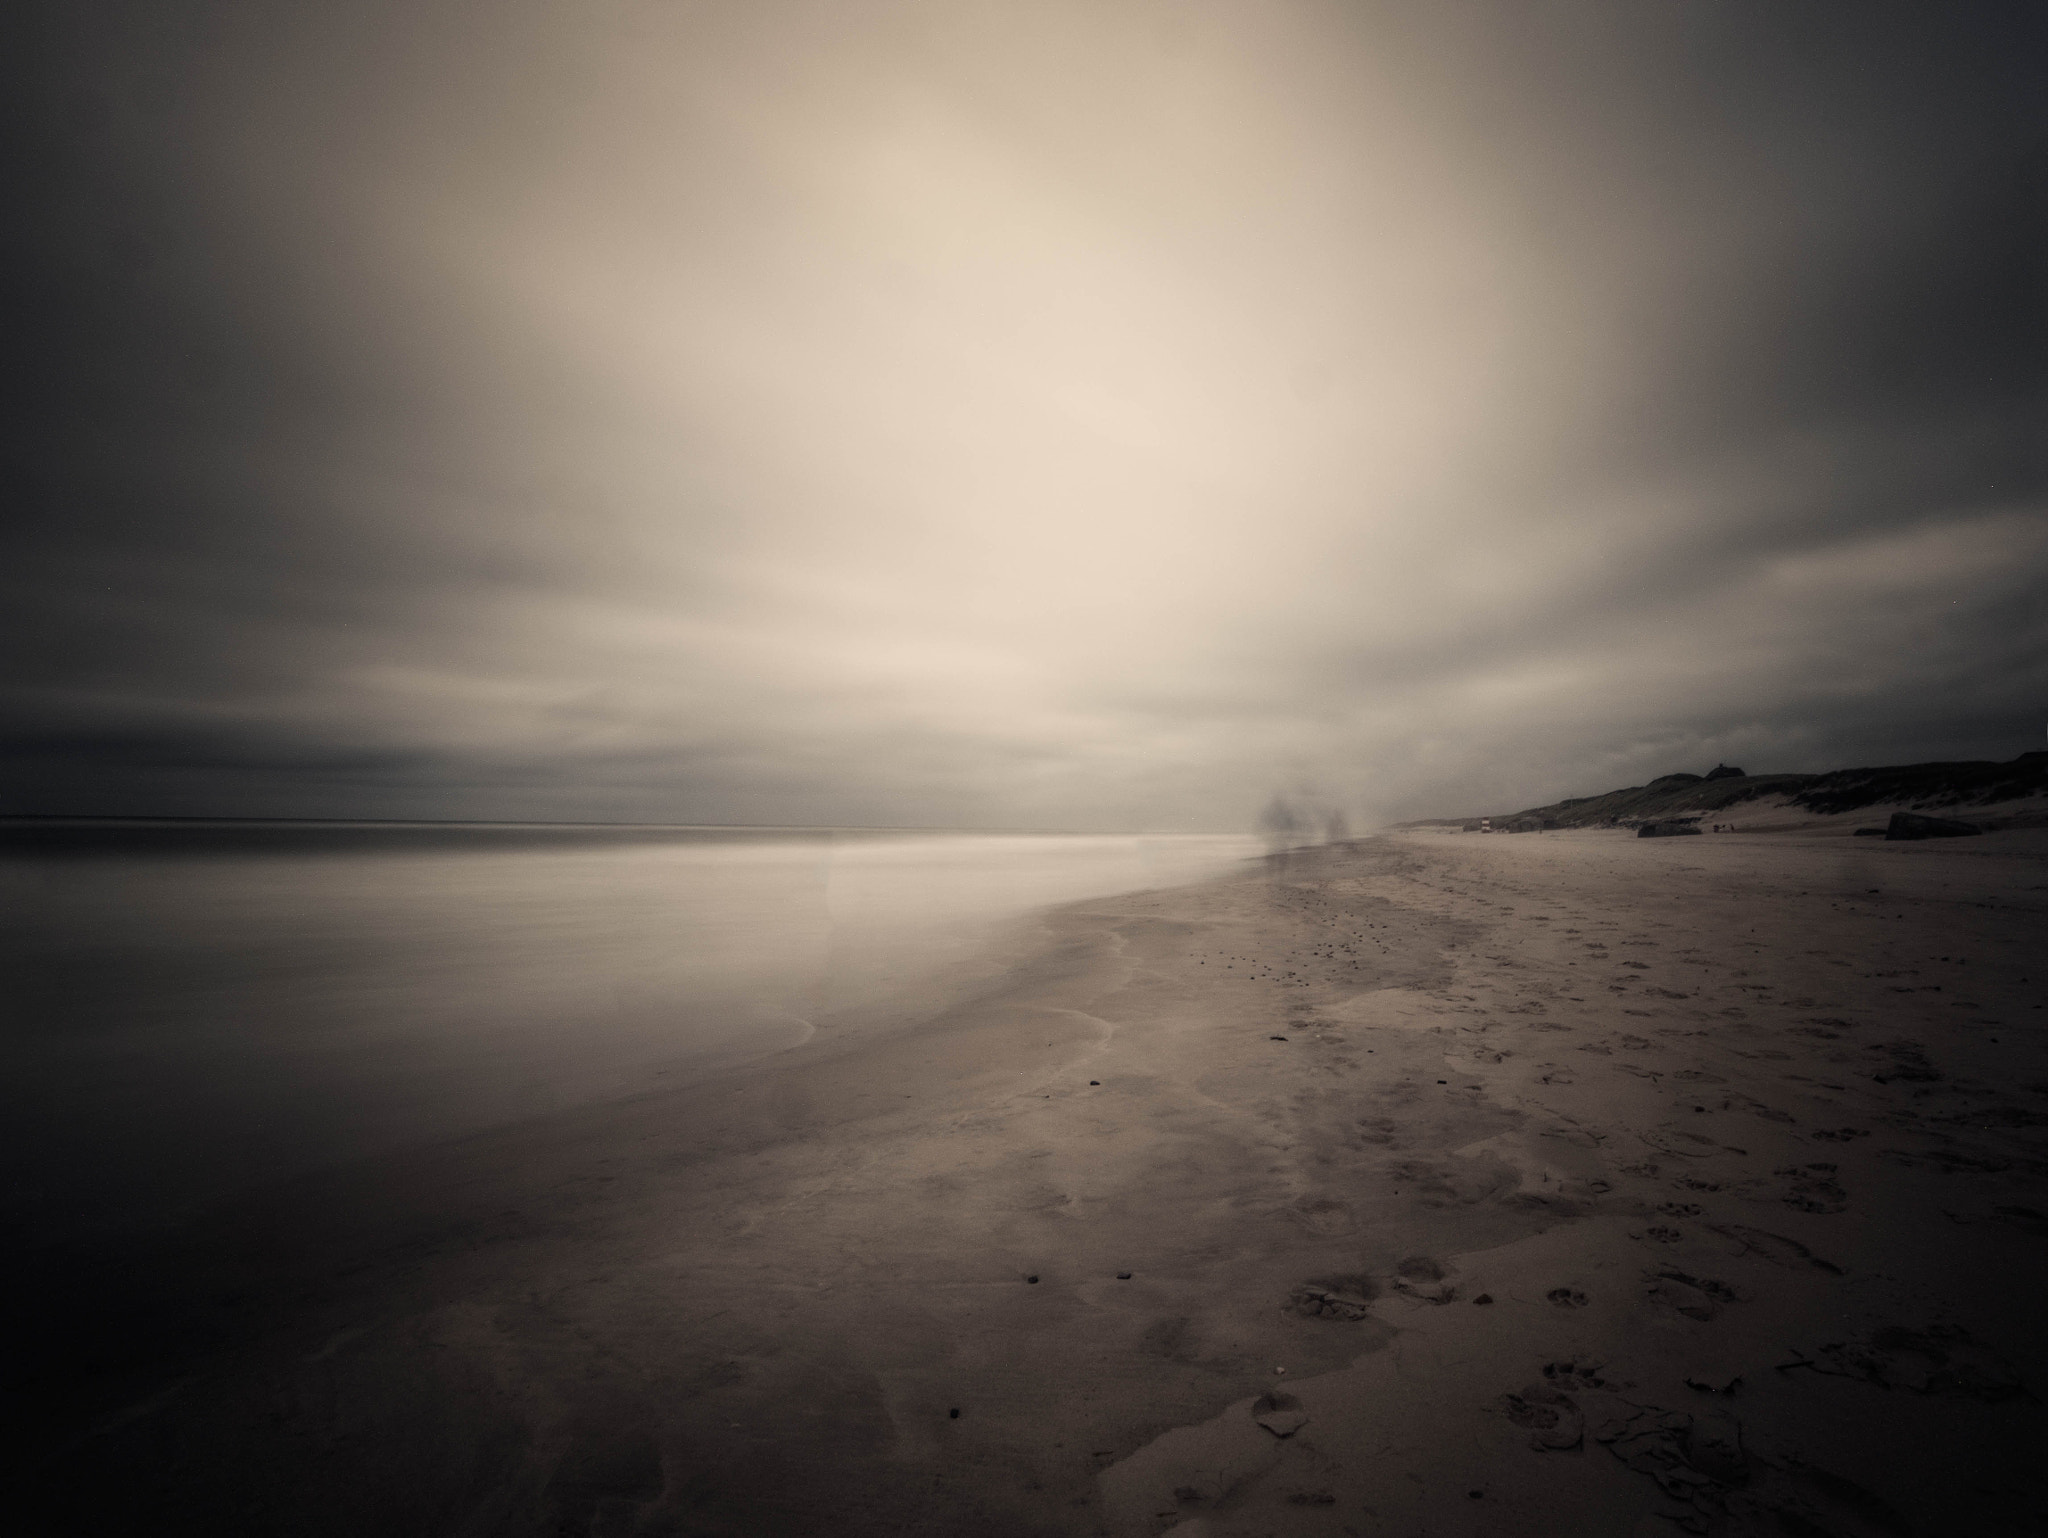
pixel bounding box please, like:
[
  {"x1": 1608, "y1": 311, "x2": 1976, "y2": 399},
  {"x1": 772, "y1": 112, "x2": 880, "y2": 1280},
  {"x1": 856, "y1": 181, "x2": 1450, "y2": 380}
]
[{"x1": 1, "y1": 823, "x2": 1261, "y2": 1247}]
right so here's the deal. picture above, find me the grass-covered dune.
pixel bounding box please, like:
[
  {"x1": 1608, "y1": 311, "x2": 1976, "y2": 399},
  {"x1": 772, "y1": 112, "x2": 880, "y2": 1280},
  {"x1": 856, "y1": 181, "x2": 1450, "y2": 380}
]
[{"x1": 1398, "y1": 748, "x2": 2048, "y2": 831}]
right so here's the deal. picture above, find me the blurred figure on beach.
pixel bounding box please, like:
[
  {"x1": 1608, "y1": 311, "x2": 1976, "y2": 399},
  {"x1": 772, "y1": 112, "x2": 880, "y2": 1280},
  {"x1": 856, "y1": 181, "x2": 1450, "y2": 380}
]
[
  {"x1": 1260, "y1": 793, "x2": 1352, "y2": 875},
  {"x1": 1260, "y1": 794, "x2": 1304, "y2": 862}
]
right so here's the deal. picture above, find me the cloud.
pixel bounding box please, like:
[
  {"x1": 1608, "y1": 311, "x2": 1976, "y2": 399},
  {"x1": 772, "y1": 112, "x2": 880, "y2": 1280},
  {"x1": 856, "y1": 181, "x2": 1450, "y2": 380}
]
[{"x1": 3, "y1": 0, "x2": 2043, "y2": 827}]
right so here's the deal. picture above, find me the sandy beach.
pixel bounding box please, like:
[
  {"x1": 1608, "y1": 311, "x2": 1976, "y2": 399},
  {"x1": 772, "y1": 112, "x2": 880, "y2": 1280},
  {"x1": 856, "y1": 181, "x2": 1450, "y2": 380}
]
[{"x1": 18, "y1": 826, "x2": 2048, "y2": 1537}]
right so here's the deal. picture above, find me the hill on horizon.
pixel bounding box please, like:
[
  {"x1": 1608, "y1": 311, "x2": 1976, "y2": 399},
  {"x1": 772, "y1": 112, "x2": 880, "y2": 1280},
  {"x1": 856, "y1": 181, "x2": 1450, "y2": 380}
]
[{"x1": 1396, "y1": 749, "x2": 2048, "y2": 833}]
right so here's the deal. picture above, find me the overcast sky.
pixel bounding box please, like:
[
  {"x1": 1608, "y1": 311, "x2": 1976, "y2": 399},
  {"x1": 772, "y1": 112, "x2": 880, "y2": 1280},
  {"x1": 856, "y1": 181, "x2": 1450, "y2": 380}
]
[{"x1": 5, "y1": 0, "x2": 2043, "y2": 829}]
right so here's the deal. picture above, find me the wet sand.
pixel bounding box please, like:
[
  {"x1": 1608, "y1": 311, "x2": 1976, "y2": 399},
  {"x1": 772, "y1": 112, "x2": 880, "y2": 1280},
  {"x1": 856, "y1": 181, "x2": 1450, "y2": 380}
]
[{"x1": 17, "y1": 829, "x2": 2048, "y2": 1536}]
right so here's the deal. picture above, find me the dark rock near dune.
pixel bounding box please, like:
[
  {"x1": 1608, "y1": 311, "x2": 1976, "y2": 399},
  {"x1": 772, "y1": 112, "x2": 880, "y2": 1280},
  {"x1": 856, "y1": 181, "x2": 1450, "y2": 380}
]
[
  {"x1": 1638, "y1": 821, "x2": 1703, "y2": 838},
  {"x1": 1884, "y1": 811, "x2": 1981, "y2": 840}
]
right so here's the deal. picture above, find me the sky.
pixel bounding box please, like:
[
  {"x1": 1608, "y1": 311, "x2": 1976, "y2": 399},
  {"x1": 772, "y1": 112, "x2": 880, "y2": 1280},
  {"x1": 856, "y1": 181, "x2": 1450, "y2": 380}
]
[{"x1": 4, "y1": 0, "x2": 2043, "y2": 830}]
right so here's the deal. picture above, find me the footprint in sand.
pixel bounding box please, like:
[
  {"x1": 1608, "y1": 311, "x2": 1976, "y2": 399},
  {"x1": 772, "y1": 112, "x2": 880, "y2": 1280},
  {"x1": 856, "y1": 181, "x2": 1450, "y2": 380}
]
[
  {"x1": 1706, "y1": 1223, "x2": 1842, "y2": 1273},
  {"x1": 1646, "y1": 1271, "x2": 1743, "y2": 1322},
  {"x1": 1747, "y1": 1163, "x2": 1846, "y2": 1214},
  {"x1": 1502, "y1": 1382, "x2": 1585, "y2": 1450},
  {"x1": 1392, "y1": 1255, "x2": 1459, "y2": 1305},
  {"x1": 1140, "y1": 1316, "x2": 1201, "y2": 1361},
  {"x1": 1252, "y1": 1391, "x2": 1309, "y2": 1438},
  {"x1": 1870, "y1": 1041, "x2": 1942, "y2": 1084},
  {"x1": 1595, "y1": 1402, "x2": 1746, "y2": 1520},
  {"x1": 1289, "y1": 1275, "x2": 1376, "y2": 1321},
  {"x1": 1350, "y1": 1116, "x2": 1399, "y2": 1147},
  {"x1": 1541, "y1": 1358, "x2": 1609, "y2": 1391},
  {"x1": 1641, "y1": 1127, "x2": 1725, "y2": 1159},
  {"x1": 1880, "y1": 1146, "x2": 2013, "y2": 1175},
  {"x1": 1985, "y1": 1205, "x2": 2048, "y2": 1238},
  {"x1": 1292, "y1": 1195, "x2": 1354, "y2": 1235}
]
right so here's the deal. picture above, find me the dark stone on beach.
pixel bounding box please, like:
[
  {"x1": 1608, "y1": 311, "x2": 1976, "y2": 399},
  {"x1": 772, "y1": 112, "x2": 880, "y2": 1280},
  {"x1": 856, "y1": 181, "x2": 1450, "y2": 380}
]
[
  {"x1": 1089, "y1": 1079, "x2": 1100, "y2": 1085},
  {"x1": 1884, "y1": 811, "x2": 1982, "y2": 840},
  {"x1": 1704, "y1": 764, "x2": 1746, "y2": 780},
  {"x1": 949, "y1": 1407, "x2": 960, "y2": 1419},
  {"x1": 1638, "y1": 821, "x2": 1703, "y2": 838},
  {"x1": 1026, "y1": 1275, "x2": 1039, "y2": 1284},
  {"x1": 1117, "y1": 1271, "x2": 1132, "y2": 1279},
  {"x1": 1270, "y1": 1035, "x2": 1288, "y2": 1041},
  {"x1": 1474, "y1": 1293, "x2": 1494, "y2": 1305}
]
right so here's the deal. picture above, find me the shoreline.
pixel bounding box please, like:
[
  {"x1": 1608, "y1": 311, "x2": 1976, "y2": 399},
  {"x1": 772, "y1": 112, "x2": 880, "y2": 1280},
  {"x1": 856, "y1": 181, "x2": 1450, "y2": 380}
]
[{"x1": 18, "y1": 830, "x2": 2048, "y2": 1535}]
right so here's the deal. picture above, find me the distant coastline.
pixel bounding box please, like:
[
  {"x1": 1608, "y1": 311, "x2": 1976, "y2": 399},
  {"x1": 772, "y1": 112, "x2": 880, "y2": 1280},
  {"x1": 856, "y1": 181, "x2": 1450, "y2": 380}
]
[{"x1": 0, "y1": 818, "x2": 1226, "y2": 857}]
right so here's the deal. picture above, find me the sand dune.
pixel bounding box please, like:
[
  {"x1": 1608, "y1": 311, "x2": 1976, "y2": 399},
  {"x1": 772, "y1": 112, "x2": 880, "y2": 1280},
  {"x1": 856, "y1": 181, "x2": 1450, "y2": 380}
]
[{"x1": 18, "y1": 828, "x2": 2048, "y2": 1536}]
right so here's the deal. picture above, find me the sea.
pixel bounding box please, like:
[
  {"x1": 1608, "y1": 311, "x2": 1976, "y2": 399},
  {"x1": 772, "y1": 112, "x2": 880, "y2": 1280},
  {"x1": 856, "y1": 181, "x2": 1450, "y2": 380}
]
[{"x1": 0, "y1": 821, "x2": 1262, "y2": 1249}]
